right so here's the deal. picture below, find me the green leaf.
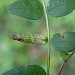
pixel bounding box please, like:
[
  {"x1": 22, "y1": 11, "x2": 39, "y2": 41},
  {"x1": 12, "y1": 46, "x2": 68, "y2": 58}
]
[
  {"x1": 8, "y1": 0, "x2": 44, "y2": 20},
  {"x1": 47, "y1": 0, "x2": 75, "y2": 17},
  {"x1": 60, "y1": 52, "x2": 69, "y2": 58},
  {"x1": 8, "y1": 34, "x2": 48, "y2": 45},
  {"x1": 51, "y1": 31, "x2": 75, "y2": 52},
  {"x1": 2, "y1": 65, "x2": 46, "y2": 75}
]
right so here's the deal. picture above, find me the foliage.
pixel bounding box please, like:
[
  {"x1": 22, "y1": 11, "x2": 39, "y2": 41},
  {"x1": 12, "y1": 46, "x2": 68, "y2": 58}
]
[
  {"x1": 1, "y1": 0, "x2": 75, "y2": 75},
  {"x1": 48, "y1": 0, "x2": 75, "y2": 17},
  {"x1": 2, "y1": 65, "x2": 46, "y2": 75},
  {"x1": 8, "y1": 0, "x2": 44, "y2": 20},
  {"x1": 52, "y1": 31, "x2": 75, "y2": 52}
]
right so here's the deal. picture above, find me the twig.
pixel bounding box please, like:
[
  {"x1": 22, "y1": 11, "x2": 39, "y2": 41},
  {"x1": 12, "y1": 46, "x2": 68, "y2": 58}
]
[
  {"x1": 56, "y1": 50, "x2": 75, "y2": 75},
  {"x1": 56, "y1": 61, "x2": 65, "y2": 75},
  {"x1": 64, "y1": 50, "x2": 75, "y2": 63}
]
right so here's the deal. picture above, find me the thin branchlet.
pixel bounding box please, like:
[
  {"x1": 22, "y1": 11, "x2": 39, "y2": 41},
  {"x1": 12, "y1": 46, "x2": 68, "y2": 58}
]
[{"x1": 56, "y1": 50, "x2": 75, "y2": 75}]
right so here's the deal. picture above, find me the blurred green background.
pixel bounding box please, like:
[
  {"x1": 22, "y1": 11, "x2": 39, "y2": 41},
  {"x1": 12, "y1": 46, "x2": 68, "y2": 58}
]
[{"x1": 0, "y1": 0, "x2": 75, "y2": 75}]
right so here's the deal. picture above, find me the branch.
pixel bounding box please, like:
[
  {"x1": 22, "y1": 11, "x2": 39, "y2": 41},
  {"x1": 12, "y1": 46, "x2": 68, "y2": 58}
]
[{"x1": 56, "y1": 50, "x2": 75, "y2": 75}]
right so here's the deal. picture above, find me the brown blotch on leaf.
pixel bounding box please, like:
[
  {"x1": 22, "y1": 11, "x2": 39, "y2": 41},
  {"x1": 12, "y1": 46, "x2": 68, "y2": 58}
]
[{"x1": 61, "y1": 35, "x2": 64, "y2": 39}]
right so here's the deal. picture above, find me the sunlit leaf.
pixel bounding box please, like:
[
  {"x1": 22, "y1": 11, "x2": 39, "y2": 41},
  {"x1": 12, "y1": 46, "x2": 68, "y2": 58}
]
[
  {"x1": 52, "y1": 31, "x2": 75, "y2": 52},
  {"x1": 2, "y1": 65, "x2": 46, "y2": 75},
  {"x1": 8, "y1": 34, "x2": 48, "y2": 45},
  {"x1": 8, "y1": 0, "x2": 44, "y2": 20},
  {"x1": 48, "y1": 0, "x2": 75, "y2": 17}
]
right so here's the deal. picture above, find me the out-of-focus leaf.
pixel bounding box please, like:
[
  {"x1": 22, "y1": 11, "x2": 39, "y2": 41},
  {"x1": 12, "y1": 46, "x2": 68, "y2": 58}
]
[
  {"x1": 52, "y1": 31, "x2": 75, "y2": 52},
  {"x1": 8, "y1": 34, "x2": 48, "y2": 45},
  {"x1": 8, "y1": 0, "x2": 44, "y2": 20},
  {"x1": 48, "y1": 0, "x2": 75, "y2": 17},
  {"x1": 2, "y1": 65, "x2": 46, "y2": 75},
  {"x1": 60, "y1": 52, "x2": 69, "y2": 58}
]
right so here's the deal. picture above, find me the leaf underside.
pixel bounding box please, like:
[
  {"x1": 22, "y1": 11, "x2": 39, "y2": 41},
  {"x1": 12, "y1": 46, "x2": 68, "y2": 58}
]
[
  {"x1": 52, "y1": 31, "x2": 75, "y2": 52},
  {"x1": 48, "y1": 0, "x2": 75, "y2": 17},
  {"x1": 8, "y1": 0, "x2": 44, "y2": 20}
]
